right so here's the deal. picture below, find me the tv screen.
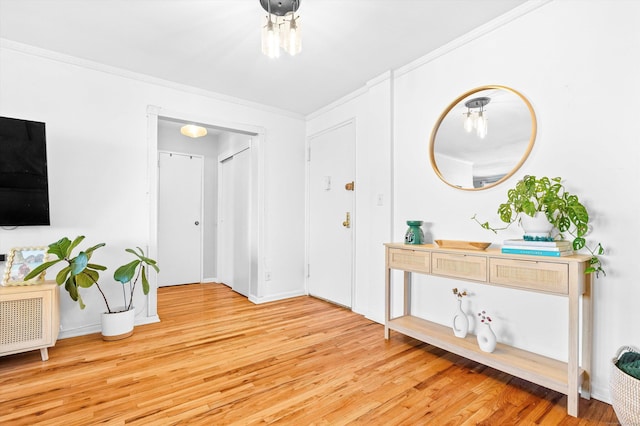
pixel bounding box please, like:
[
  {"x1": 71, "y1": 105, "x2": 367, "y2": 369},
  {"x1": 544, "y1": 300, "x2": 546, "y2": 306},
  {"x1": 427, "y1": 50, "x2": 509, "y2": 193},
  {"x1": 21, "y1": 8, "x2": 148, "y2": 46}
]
[{"x1": 0, "y1": 116, "x2": 50, "y2": 226}]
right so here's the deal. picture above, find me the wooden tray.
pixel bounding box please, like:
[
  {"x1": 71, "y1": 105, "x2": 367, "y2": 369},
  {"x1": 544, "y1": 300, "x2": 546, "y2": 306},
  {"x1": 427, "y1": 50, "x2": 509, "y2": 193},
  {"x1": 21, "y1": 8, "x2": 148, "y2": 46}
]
[{"x1": 434, "y1": 240, "x2": 491, "y2": 251}]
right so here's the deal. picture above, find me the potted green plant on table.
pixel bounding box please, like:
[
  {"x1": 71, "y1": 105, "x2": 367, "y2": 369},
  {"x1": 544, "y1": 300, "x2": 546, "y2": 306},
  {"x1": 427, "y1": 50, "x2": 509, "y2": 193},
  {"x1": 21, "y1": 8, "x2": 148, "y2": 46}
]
[
  {"x1": 24, "y1": 236, "x2": 159, "y2": 340},
  {"x1": 472, "y1": 175, "x2": 605, "y2": 276}
]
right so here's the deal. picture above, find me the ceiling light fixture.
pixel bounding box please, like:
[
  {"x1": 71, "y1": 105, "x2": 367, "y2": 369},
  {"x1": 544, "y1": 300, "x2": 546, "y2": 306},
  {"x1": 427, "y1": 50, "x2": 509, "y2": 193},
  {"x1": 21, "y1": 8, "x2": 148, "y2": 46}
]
[
  {"x1": 463, "y1": 97, "x2": 490, "y2": 139},
  {"x1": 180, "y1": 124, "x2": 207, "y2": 138},
  {"x1": 260, "y1": 0, "x2": 301, "y2": 59}
]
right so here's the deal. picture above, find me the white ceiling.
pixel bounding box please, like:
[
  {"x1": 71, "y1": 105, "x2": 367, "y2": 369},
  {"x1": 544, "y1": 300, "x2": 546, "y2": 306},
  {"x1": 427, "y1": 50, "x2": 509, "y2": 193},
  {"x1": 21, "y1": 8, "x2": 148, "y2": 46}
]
[{"x1": 0, "y1": 0, "x2": 528, "y2": 116}]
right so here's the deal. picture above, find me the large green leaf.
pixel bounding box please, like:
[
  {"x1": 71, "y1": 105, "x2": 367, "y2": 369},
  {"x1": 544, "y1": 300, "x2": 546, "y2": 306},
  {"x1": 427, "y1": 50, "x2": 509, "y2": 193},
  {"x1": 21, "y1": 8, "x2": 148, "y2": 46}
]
[
  {"x1": 76, "y1": 269, "x2": 99, "y2": 288},
  {"x1": 48, "y1": 237, "x2": 72, "y2": 260},
  {"x1": 124, "y1": 247, "x2": 159, "y2": 272},
  {"x1": 56, "y1": 266, "x2": 72, "y2": 286},
  {"x1": 70, "y1": 252, "x2": 89, "y2": 276},
  {"x1": 23, "y1": 258, "x2": 62, "y2": 281},
  {"x1": 84, "y1": 242, "x2": 106, "y2": 259},
  {"x1": 141, "y1": 266, "x2": 149, "y2": 295},
  {"x1": 65, "y1": 277, "x2": 79, "y2": 302},
  {"x1": 498, "y1": 203, "x2": 514, "y2": 223},
  {"x1": 114, "y1": 260, "x2": 140, "y2": 284},
  {"x1": 66, "y1": 236, "x2": 86, "y2": 258},
  {"x1": 87, "y1": 263, "x2": 107, "y2": 271}
]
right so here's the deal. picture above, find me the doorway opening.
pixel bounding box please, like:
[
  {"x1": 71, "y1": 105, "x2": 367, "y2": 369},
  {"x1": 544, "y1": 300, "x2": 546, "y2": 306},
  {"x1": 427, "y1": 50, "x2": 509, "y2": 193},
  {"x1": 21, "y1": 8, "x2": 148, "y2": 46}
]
[{"x1": 146, "y1": 106, "x2": 265, "y2": 318}]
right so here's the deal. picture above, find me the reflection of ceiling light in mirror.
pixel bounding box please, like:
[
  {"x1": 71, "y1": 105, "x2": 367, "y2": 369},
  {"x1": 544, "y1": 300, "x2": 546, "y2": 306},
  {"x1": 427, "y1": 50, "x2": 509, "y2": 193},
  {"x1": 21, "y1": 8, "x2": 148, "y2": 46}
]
[
  {"x1": 462, "y1": 97, "x2": 490, "y2": 139},
  {"x1": 180, "y1": 125, "x2": 207, "y2": 138}
]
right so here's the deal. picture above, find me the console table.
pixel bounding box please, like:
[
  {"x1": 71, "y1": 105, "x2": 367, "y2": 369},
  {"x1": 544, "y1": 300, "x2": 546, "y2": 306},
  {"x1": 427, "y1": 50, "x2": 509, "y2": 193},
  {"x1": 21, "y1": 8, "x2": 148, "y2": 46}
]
[
  {"x1": 0, "y1": 282, "x2": 60, "y2": 361},
  {"x1": 384, "y1": 243, "x2": 592, "y2": 417}
]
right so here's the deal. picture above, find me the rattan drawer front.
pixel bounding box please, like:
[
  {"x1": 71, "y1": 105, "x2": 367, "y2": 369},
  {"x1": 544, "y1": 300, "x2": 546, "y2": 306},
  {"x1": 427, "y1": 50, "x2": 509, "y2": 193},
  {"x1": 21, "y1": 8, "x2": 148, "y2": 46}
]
[
  {"x1": 388, "y1": 248, "x2": 430, "y2": 273},
  {"x1": 431, "y1": 252, "x2": 487, "y2": 281},
  {"x1": 489, "y1": 258, "x2": 569, "y2": 294}
]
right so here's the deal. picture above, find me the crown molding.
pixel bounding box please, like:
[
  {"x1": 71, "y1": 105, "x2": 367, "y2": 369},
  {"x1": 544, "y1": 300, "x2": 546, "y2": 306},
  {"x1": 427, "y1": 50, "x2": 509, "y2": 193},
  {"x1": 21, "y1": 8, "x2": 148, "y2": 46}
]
[
  {"x1": 0, "y1": 38, "x2": 305, "y2": 121},
  {"x1": 394, "y1": 0, "x2": 553, "y2": 78}
]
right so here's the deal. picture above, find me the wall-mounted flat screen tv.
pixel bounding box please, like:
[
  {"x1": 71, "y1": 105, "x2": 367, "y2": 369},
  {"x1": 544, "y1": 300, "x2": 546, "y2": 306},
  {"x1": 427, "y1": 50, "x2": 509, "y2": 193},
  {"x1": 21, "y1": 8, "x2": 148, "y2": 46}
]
[{"x1": 0, "y1": 116, "x2": 50, "y2": 226}]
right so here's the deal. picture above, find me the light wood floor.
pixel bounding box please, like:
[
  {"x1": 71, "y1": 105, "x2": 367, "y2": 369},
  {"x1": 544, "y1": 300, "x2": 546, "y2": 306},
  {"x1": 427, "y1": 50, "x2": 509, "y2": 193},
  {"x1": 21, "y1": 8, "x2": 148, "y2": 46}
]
[{"x1": 0, "y1": 283, "x2": 619, "y2": 425}]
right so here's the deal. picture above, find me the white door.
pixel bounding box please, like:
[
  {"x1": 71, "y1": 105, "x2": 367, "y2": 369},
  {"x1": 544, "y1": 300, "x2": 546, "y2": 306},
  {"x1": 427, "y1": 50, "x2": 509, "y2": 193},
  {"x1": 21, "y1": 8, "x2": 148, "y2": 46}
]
[
  {"x1": 158, "y1": 151, "x2": 203, "y2": 287},
  {"x1": 218, "y1": 147, "x2": 251, "y2": 296},
  {"x1": 308, "y1": 122, "x2": 355, "y2": 307}
]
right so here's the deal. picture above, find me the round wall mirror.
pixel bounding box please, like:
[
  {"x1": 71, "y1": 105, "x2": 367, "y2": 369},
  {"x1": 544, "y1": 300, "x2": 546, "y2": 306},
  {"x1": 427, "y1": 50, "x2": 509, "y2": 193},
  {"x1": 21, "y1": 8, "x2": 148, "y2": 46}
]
[{"x1": 429, "y1": 85, "x2": 537, "y2": 190}]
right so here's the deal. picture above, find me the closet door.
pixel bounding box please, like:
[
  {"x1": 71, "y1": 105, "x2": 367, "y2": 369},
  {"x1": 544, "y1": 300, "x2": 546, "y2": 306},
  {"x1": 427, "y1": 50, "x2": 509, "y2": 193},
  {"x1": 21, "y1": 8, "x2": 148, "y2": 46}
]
[
  {"x1": 158, "y1": 151, "x2": 203, "y2": 286},
  {"x1": 218, "y1": 147, "x2": 250, "y2": 296}
]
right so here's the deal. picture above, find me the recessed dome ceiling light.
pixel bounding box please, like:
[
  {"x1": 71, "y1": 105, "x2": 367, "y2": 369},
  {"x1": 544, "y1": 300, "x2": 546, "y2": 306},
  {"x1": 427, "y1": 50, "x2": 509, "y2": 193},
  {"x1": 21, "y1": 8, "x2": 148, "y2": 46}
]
[{"x1": 180, "y1": 125, "x2": 207, "y2": 138}]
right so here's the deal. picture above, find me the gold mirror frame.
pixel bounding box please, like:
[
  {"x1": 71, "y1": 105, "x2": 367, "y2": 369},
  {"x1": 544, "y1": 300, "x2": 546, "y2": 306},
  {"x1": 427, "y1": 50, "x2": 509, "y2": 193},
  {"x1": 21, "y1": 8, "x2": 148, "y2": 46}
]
[{"x1": 429, "y1": 85, "x2": 537, "y2": 191}]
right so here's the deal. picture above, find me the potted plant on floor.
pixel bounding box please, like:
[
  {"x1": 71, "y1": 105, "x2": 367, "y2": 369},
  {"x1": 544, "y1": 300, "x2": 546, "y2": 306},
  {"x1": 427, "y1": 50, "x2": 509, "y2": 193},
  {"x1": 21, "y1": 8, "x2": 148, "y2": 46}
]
[
  {"x1": 472, "y1": 175, "x2": 605, "y2": 276},
  {"x1": 24, "y1": 236, "x2": 159, "y2": 340}
]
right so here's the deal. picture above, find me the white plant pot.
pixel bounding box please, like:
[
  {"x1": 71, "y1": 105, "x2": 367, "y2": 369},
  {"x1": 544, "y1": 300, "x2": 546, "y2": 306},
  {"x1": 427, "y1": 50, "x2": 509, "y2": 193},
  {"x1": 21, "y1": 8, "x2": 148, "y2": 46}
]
[
  {"x1": 520, "y1": 212, "x2": 554, "y2": 239},
  {"x1": 101, "y1": 307, "x2": 135, "y2": 341}
]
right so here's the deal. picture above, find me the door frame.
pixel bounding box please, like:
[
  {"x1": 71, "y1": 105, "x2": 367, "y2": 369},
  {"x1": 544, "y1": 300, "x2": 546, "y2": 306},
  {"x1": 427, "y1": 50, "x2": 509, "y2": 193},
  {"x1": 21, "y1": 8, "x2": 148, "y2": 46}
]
[
  {"x1": 157, "y1": 150, "x2": 205, "y2": 286},
  {"x1": 146, "y1": 105, "x2": 265, "y2": 317},
  {"x1": 305, "y1": 118, "x2": 357, "y2": 306}
]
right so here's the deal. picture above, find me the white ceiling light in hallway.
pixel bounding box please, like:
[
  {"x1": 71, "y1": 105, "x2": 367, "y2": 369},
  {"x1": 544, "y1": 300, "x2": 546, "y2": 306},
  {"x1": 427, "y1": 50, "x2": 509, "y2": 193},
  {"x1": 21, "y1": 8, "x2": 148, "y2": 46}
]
[
  {"x1": 260, "y1": 0, "x2": 301, "y2": 59},
  {"x1": 180, "y1": 125, "x2": 207, "y2": 138}
]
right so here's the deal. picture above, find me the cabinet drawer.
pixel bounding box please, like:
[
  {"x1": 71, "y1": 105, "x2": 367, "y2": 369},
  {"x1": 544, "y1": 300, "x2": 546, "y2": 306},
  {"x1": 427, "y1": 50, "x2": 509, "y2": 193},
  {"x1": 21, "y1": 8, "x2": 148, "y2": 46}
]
[
  {"x1": 431, "y1": 252, "x2": 487, "y2": 281},
  {"x1": 388, "y1": 248, "x2": 430, "y2": 273},
  {"x1": 489, "y1": 258, "x2": 568, "y2": 294}
]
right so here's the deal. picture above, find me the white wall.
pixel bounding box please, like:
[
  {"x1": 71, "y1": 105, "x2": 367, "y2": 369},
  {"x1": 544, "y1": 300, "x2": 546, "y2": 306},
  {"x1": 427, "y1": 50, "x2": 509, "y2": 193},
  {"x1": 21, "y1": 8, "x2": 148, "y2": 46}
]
[
  {"x1": 0, "y1": 41, "x2": 306, "y2": 336},
  {"x1": 308, "y1": 0, "x2": 640, "y2": 404}
]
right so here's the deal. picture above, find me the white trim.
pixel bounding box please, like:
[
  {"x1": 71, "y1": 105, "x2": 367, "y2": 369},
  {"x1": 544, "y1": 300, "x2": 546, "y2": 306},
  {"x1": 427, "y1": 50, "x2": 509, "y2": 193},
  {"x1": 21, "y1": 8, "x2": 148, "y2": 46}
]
[
  {"x1": 305, "y1": 0, "x2": 550, "y2": 121},
  {"x1": 307, "y1": 118, "x2": 356, "y2": 141},
  {"x1": 394, "y1": 0, "x2": 552, "y2": 78},
  {"x1": 58, "y1": 315, "x2": 160, "y2": 340},
  {"x1": 306, "y1": 86, "x2": 368, "y2": 121},
  {"x1": 147, "y1": 107, "x2": 266, "y2": 306},
  {"x1": 249, "y1": 290, "x2": 307, "y2": 305},
  {"x1": 146, "y1": 108, "x2": 159, "y2": 318},
  {"x1": 366, "y1": 71, "x2": 392, "y2": 89},
  {"x1": 1, "y1": 38, "x2": 304, "y2": 120}
]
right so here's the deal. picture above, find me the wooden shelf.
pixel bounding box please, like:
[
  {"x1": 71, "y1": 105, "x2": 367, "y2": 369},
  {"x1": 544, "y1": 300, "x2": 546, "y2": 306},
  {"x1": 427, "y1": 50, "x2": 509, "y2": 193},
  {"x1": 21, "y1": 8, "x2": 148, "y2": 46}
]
[
  {"x1": 384, "y1": 243, "x2": 592, "y2": 417},
  {"x1": 388, "y1": 315, "x2": 576, "y2": 395}
]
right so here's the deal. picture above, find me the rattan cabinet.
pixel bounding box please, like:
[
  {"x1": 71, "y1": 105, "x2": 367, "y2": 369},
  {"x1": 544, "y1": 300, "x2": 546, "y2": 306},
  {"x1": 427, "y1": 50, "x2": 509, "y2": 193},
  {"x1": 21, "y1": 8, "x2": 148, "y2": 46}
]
[
  {"x1": 384, "y1": 243, "x2": 593, "y2": 417},
  {"x1": 0, "y1": 282, "x2": 59, "y2": 361}
]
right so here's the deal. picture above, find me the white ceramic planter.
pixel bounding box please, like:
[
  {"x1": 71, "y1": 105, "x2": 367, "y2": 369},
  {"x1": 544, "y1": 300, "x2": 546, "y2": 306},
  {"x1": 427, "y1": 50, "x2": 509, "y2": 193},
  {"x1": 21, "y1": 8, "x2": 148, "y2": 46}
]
[
  {"x1": 101, "y1": 307, "x2": 135, "y2": 341},
  {"x1": 520, "y1": 212, "x2": 553, "y2": 239}
]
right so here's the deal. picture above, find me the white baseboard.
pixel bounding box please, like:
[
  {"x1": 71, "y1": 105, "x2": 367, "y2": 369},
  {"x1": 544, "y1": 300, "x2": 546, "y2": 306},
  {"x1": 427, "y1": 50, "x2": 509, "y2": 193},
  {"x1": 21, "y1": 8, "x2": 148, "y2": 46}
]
[
  {"x1": 58, "y1": 315, "x2": 160, "y2": 339},
  {"x1": 249, "y1": 290, "x2": 307, "y2": 304}
]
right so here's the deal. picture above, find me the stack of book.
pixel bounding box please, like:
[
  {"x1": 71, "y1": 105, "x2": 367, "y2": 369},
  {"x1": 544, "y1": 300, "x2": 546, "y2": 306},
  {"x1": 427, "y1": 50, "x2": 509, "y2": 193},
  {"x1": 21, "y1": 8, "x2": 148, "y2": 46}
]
[{"x1": 501, "y1": 239, "x2": 574, "y2": 257}]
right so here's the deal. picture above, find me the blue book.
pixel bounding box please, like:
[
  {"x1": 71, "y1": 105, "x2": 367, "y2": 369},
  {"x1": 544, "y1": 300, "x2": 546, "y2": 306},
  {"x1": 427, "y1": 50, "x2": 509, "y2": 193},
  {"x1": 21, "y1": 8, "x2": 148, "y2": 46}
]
[{"x1": 501, "y1": 247, "x2": 573, "y2": 257}]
